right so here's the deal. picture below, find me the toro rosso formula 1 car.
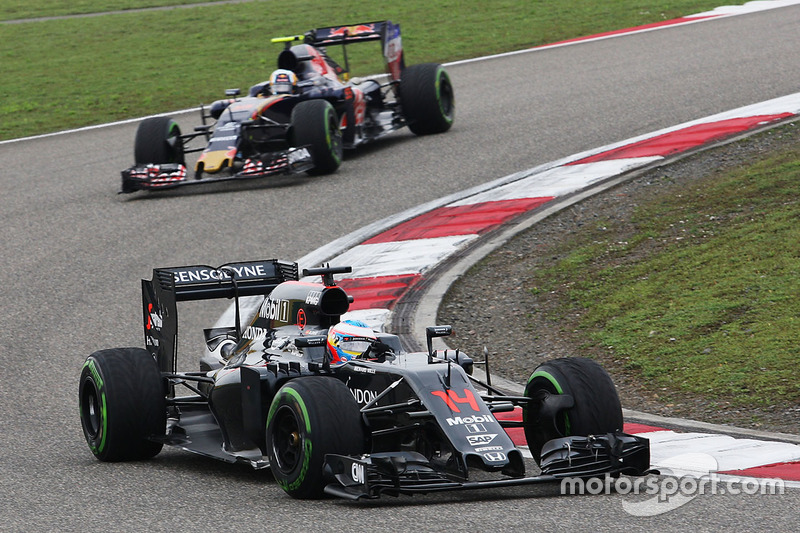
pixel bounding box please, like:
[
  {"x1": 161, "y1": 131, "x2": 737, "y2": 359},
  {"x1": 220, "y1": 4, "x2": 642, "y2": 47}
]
[
  {"x1": 78, "y1": 260, "x2": 651, "y2": 499},
  {"x1": 120, "y1": 20, "x2": 454, "y2": 193}
]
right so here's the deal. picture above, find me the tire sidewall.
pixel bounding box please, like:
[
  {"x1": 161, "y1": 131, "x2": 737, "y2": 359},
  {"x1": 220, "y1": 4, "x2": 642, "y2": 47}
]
[
  {"x1": 78, "y1": 348, "x2": 166, "y2": 462},
  {"x1": 523, "y1": 357, "x2": 623, "y2": 463},
  {"x1": 291, "y1": 100, "x2": 343, "y2": 174},
  {"x1": 134, "y1": 116, "x2": 184, "y2": 165},
  {"x1": 431, "y1": 66, "x2": 455, "y2": 127},
  {"x1": 400, "y1": 63, "x2": 455, "y2": 135},
  {"x1": 266, "y1": 385, "x2": 315, "y2": 494},
  {"x1": 266, "y1": 377, "x2": 365, "y2": 498},
  {"x1": 79, "y1": 356, "x2": 110, "y2": 459}
]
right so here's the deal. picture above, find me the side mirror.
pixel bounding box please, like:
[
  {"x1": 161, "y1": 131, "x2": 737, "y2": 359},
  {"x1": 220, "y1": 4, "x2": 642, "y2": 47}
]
[
  {"x1": 425, "y1": 325, "x2": 452, "y2": 361},
  {"x1": 294, "y1": 335, "x2": 327, "y2": 348}
]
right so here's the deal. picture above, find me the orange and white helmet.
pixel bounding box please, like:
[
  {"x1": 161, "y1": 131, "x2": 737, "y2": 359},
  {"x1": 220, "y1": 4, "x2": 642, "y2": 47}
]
[{"x1": 327, "y1": 320, "x2": 376, "y2": 365}]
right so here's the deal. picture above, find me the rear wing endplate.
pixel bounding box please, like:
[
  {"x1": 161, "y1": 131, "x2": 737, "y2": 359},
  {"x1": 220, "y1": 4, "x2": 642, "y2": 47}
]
[{"x1": 141, "y1": 259, "x2": 298, "y2": 373}]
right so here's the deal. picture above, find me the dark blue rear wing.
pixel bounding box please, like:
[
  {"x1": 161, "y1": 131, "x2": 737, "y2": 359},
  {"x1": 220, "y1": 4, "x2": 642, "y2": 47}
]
[
  {"x1": 141, "y1": 259, "x2": 298, "y2": 373},
  {"x1": 307, "y1": 21, "x2": 389, "y2": 45},
  {"x1": 306, "y1": 20, "x2": 405, "y2": 81}
]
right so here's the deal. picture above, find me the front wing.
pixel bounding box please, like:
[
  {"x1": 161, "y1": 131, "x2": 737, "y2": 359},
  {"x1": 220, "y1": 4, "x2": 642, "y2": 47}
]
[
  {"x1": 324, "y1": 432, "x2": 652, "y2": 500},
  {"x1": 119, "y1": 147, "x2": 313, "y2": 193}
]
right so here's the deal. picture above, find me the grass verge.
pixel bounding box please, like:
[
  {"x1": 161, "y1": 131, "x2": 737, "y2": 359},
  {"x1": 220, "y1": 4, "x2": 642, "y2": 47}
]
[
  {"x1": 532, "y1": 124, "x2": 800, "y2": 411},
  {"x1": 0, "y1": 0, "x2": 213, "y2": 21},
  {"x1": 2, "y1": 0, "x2": 736, "y2": 140}
]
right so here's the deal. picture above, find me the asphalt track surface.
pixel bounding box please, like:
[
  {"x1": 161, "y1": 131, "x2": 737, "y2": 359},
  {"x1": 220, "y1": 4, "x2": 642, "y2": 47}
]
[{"x1": 2, "y1": 3, "x2": 800, "y2": 531}]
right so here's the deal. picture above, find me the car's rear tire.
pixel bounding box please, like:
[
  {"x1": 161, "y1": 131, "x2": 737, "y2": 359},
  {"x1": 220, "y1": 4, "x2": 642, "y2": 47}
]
[
  {"x1": 78, "y1": 348, "x2": 166, "y2": 461},
  {"x1": 291, "y1": 100, "x2": 343, "y2": 175},
  {"x1": 399, "y1": 63, "x2": 455, "y2": 135},
  {"x1": 522, "y1": 357, "x2": 623, "y2": 465},
  {"x1": 266, "y1": 377, "x2": 366, "y2": 499},
  {"x1": 134, "y1": 116, "x2": 185, "y2": 165}
]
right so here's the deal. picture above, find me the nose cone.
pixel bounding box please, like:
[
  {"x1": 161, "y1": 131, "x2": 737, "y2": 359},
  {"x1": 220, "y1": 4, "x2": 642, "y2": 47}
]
[{"x1": 196, "y1": 147, "x2": 237, "y2": 173}]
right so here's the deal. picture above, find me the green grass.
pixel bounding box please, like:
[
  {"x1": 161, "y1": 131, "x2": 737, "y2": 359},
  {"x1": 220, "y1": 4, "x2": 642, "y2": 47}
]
[
  {"x1": 534, "y1": 129, "x2": 800, "y2": 408},
  {"x1": 1, "y1": 0, "x2": 735, "y2": 141},
  {"x1": 0, "y1": 0, "x2": 215, "y2": 20}
]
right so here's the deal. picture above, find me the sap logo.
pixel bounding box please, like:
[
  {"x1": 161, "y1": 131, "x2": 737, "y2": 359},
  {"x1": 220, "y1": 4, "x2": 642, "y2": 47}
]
[{"x1": 466, "y1": 434, "x2": 497, "y2": 446}]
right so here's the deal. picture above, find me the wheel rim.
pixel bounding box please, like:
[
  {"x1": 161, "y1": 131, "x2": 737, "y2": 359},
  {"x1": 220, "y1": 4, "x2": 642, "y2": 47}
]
[
  {"x1": 526, "y1": 375, "x2": 570, "y2": 440},
  {"x1": 165, "y1": 124, "x2": 183, "y2": 163},
  {"x1": 80, "y1": 379, "x2": 102, "y2": 439},
  {"x1": 326, "y1": 108, "x2": 343, "y2": 159},
  {"x1": 271, "y1": 405, "x2": 303, "y2": 474},
  {"x1": 437, "y1": 72, "x2": 454, "y2": 120}
]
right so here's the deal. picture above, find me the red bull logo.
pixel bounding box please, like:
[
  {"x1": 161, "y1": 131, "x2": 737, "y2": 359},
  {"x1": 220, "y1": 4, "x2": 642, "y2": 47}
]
[{"x1": 329, "y1": 24, "x2": 375, "y2": 37}]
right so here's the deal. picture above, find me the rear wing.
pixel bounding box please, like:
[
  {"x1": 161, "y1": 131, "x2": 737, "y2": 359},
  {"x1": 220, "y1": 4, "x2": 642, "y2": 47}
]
[
  {"x1": 306, "y1": 21, "x2": 389, "y2": 46},
  {"x1": 274, "y1": 20, "x2": 405, "y2": 81},
  {"x1": 311, "y1": 20, "x2": 405, "y2": 81},
  {"x1": 142, "y1": 259, "x2": 298, "y2": 374}
]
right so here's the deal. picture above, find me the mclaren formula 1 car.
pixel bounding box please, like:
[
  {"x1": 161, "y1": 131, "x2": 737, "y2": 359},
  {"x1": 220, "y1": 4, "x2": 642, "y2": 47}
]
[
  {"x1": 78, "y1": 260, "x2": 651, "y2": 499},
  {"x1": 120, "y1": 20, "x2": 454, "y2": 193}
]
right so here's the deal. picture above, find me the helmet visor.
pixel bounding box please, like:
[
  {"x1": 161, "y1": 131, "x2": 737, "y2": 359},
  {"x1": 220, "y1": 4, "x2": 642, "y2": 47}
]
[
  {"x1": 337, "y1": 338, "x2": 373, "y2": 358},
  {"x1": 273, "y1": 81, "x2": 293, "y2": 94}
]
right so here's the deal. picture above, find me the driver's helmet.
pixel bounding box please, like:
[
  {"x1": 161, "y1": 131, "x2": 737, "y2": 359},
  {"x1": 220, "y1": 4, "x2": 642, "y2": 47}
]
[
  {"x1": 327, "y1": 320, "x2": 376, "y2": 365},
  {"x1": 269, "y1": 69, "x2": 298, "y2": 94}
]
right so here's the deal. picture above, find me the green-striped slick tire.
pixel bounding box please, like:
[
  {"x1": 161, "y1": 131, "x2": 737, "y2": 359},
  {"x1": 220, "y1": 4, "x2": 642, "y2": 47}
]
[
  {"x1": 134, "y1": 116, "x2": 185, "y2": 165},
  {"x1": 266, "y1": 377, "x2": 366, "y2": 499},
  {"x1": 522, "y1": 357, "x2": 623, "y2": 464},
  {"x1": 291, "y1": 99, "x2": 343, "y2": 175},
  {"x1": 399, "y1": 62, "x2": 455, "y2": 135},
  {"x1": 78, "y1": 348, "x2": 166, "y2": 461}
]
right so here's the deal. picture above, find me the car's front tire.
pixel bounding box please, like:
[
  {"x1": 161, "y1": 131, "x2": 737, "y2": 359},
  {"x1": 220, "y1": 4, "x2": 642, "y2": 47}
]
[
  {"x1": 266, "y1": 377, "x2": 366, "y2": 498},
  {"x1": 134, "y1": 116, "x2": 185, "y2": 165},
  {"x1": 291, "y1": 100, "x2": 343, "y2": 175},
  {"x1": 78, "y1": 348, "x2": 166, "y2": 461},
  {"x1": 522, "y1": 357, "x2": 623, "y2": 464}
]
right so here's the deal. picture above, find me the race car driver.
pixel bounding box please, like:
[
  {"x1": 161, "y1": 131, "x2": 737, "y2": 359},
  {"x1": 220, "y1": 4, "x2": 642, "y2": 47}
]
[{"x1": 326, "y1": 319, "x2": 376, "y2": 365}]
